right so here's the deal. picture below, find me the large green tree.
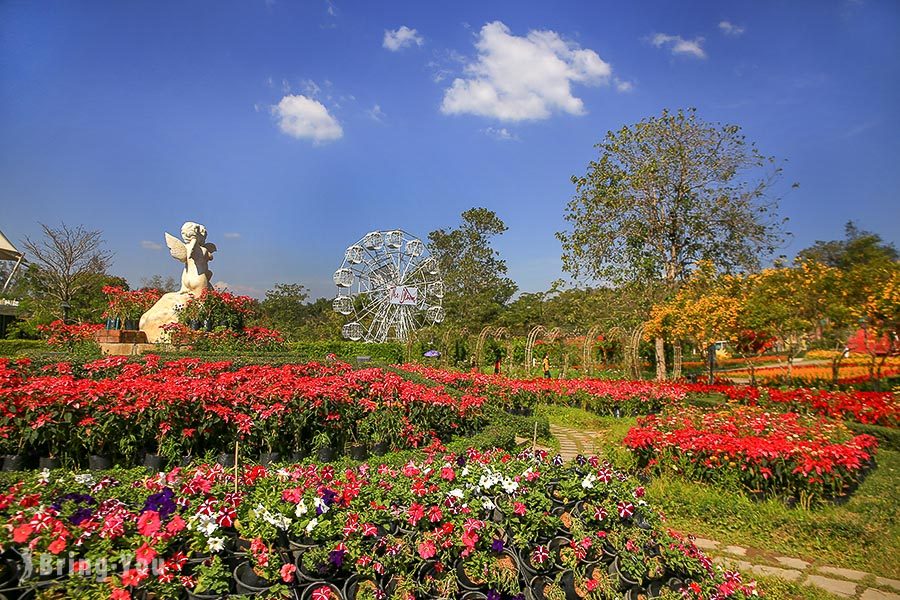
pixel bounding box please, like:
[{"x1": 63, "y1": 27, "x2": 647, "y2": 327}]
[
  {"x1": 557, "y1": 108, "x2": 786, "y2": 379},
  {"x1": 428, "y1": 208, "x2": 517, "y2": 329}
]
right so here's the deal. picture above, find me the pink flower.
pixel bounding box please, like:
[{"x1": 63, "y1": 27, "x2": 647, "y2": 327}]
[
  {"x1": 137, "y1": 511, "x2": 161, "y2": 537},
  {"x1": 135, "y1": 543, "x2": 157, "y2": 566},
  {"x1": 417, "y1": 540, "x2": 436, "y2": 559},
  {"x1": 513, "y1": 502, "x2": 527, "y2": 516},
  {"x1": 280, "y1": 564, "x2": 297, "y2": 583}
]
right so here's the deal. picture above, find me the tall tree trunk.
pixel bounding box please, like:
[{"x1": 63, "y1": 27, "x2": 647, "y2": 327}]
[
  {"x1": 655, "y1": 336, "x2": 667, "y2": 381},
  {"x1": 673, "y1": 343, "x2": 683, "y2": 380}
]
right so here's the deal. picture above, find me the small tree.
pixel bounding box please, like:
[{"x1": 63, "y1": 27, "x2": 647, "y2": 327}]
[
  {"x1": 429, "y1": 208, "x2": 517, "y2": 330},
  {"x1": 19, "y1": 223, "x2": 113, "y2": 323}
]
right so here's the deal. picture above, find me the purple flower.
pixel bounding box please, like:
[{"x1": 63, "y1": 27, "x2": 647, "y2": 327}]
[
  {"x1": 552, "y1": 455, "x2": 564, "y2": 466},
  {"x1": 575, "y1": 454, "x2": 587, "y2": 466},
  {"x1": 321, "y1": 488, "x2": 337, "y2": 507},
  {"x1": 69, "y1": 507, "x2": 93, "y2": 525},
  {"x1": 142, "y1": 488, "x2": 176, "y2": 518},
  {"x1": 486, "y1": 590, "x2": 501, "y2": 600},
  {"x1": 491, "y1": 539, "x2": 504, "y2": 553},
  {"x1": 329, "y1": 549, "x2": 345, "y2": 567},
  {"x1": 456, "y1": 455, "x2": 467, "y2": 467}
]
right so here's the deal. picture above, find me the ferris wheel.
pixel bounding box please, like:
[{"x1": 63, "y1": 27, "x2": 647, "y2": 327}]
[{"x1": 332, "y1": 229, "x2": 445, "y2": 343}]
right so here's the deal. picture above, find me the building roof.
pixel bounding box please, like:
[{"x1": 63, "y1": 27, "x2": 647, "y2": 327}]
[{"x1": 0, "y1": 230, "x2": 23, "y2": 262}]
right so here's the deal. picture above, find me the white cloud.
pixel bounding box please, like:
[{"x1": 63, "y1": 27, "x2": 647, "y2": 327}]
[
  {"x1": 383, "y1": 26, "x2": 424, "y2": 51},
  {"x1": 140, "y1": 240, "x2": 162, "y2": 251},
  {"x1": 614, "y1": 77, "x2": 634, "y2": 92},
  {"x1": 223, "y1": 232, "x2": 241, "y2": 239},
  {"x1": 650, "y1": 33, "x2": 707, "y2": 59},
  {"x1": 273, "y1": 95, "x2": 343, "y2": 143},
  {"x1": 718, "y1": 21, "x2": 745, "y2": 36},
  {"x1": 367, "y1": 104, "x2": 386, "y2": 121},
  {"x1": 482, "y1": 127, "x2": 519, "y2": 141},
  {"x1": 441, "y1": 21, "x2": 612, "y2": 122}
]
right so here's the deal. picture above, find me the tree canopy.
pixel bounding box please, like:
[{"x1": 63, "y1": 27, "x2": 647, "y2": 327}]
[
  {"x1": 428, "y1": 208, "x2": 517, "y2": 329},
  {"x1": 558, "y1": 108, "x2": 785, "y2": 286}
]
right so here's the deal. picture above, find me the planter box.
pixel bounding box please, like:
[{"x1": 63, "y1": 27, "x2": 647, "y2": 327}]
[{"x1": 94, "y1": 329, "x2": 148, "y2": 344}]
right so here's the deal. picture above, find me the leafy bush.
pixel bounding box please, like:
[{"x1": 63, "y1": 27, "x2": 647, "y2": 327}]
[{"x1": 0, "y1": 339, "x2": 45, "y2": 356}]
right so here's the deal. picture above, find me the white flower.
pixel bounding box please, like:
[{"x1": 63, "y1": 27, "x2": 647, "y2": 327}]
[
  {"x1": 448, "y1": 489, "x2": 464, "y2": 499},
  {"x1": 314, "y1": 497, "x2": 329, "y2": 514},
  {"x1": 74, "y1": 474, "x2": 94, "y2": 486},
  {"x1": 461, "y1": 467, "x2": 470, "y2": 477},
  {"x1": 200, "y1": 520, "x2": 218, "y2": 536},
  {"x1": 501, "y1": 479, "x2": 519, "y2": 494},
  {"x1": 295, "y1": 500, "x2": 308, "y2": 517},
  {"x1": 582, "y1": 474, "x2": 597, "y2": 489},
  {"x1": 207, "y1": 536, "x2": 226, "y2": 552},
  {"x1": 39, "y1": 469, "x2": 51, "y2": 484},
  {"x1": 305, "y1": 518, "x2": 319, "y2": 533}
]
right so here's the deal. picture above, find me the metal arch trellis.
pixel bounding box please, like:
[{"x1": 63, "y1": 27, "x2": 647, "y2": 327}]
[
  {"x1": 525, "y1": 326, "x2": 561, "y2": 375},
  {"x1": 625, "y1": 324, "x2": 644, "y2": 380},
  {"x1": 582, "y1": 325, "x2": 604, "y2": 374},
  {"x1": 474, "y1": 326, "x2": 494, "y2": 368}
]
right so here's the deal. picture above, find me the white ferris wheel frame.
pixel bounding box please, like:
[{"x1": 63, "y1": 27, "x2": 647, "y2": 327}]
[{"x1": 333, "y1": 229, "x2": 445, "y2": 343}]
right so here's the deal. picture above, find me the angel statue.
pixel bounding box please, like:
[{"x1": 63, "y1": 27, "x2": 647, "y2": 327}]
[
  {"x1": 139, "y1": 221, "x2": 220, "y2": 343},
  {"x1": 166, "y1": 221, "x2": 217, "y2": 295}
]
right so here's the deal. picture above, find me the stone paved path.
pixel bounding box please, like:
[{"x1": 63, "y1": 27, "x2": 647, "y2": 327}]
[
  {"x1": 549, "y1": 424, "x2": 597, "y2": 461},
  {"x1": 545, "y1": 424, "x2": 900, "y2": 600}
]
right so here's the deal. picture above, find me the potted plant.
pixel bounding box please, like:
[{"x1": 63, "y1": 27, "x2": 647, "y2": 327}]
[
  {"x1": 312, "y1": 431, "x2": 335, "y2": 463},
  {"x1": 187, "y1": 555, "x2": 231, "y2": 599}
]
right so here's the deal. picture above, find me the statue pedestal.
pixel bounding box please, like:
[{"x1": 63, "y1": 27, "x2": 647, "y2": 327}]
[
  {"x1": 139, "y1": 291, "x2": 191, "y2": 343},
  {"x1": 94, "y1": 329, "x2": 148, "y2": 344}
]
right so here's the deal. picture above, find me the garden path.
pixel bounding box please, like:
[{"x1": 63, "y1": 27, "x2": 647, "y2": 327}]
[{"x1": 550, "y1": 424, "x2": 900, "y2": 600}]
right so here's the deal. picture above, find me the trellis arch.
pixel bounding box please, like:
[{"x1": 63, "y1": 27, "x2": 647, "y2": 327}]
[
  {"x1": 623, "y1": 324, "x2": 644, "y2": 379},
  {"x1": 582, "y1": 325, "x2": 604, "y2": 372},
  {"x1": 474, "y1": 325, "x2": 494, "y2": 368},
  {"x1": 525, "y1": 326, "x2": 561, "y2": 374}
]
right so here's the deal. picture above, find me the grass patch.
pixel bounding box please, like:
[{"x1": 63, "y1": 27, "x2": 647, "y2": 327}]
[
  {"x1": 536, "y1": 403, "x2": 900, "y2": 579},
  {"x1": 753, "y1": 576, "x2": 845, "y2": 600}
]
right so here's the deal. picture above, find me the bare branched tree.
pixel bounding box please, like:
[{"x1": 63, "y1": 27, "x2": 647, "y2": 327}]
[{"x1": 21, "y1": 223, "x2": 112, "y2": 311}]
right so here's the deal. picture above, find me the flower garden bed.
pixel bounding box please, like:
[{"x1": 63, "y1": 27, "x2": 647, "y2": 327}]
[
  {"x1": 0, "y1": 357, "x2": 488, "y2": 470},
  {"x1": 399, "y1": 365, "x2": 900, "y2": 428},
  {"x1": 623, "y1": 407, "x2": 879, "y2": 506},
  {"x1": 0, "y1": 450, "x2": 757, "y2": 600}
]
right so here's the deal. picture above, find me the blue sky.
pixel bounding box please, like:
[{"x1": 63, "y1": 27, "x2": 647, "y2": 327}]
[{"x1": 1, "y1": 0, "x2": 898, "y2": 300}]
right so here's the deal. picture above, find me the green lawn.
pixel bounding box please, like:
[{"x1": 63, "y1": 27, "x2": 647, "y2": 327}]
[{"x1": 540, "y1": 405, "x2": 900, "y2": 581}]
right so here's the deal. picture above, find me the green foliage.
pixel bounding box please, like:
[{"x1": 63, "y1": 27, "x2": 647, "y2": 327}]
[
  {"x1": 558, "y1": 107, "x2": 784, "y2": 287},
  {"x1": 846, "y1": 421, "x2": 900, "y2": 451},
  {"x1": 257, "y1": 282, "x2": 309, "y2": 336},
  {"x1": 0, "y1": 339, "x2": 45, "y2": 356},
  {"x1": 287, "y1": 341, "x2": 405, "y2": 363},
  {"x1": 429, "y1": 207, "x2": 518, "y2": 330}
]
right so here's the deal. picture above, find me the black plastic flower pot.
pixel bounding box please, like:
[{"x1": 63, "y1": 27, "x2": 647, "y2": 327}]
[
  {"x1": 233, "y1": 562, "x2": 274, "y2": 595},
  {"x1": 343, "y1": 574, "x2": 386, "y2": 600},
  {"x1": 316, "y1": 446, "x2": 335, "y2": 463},
  {"x1": 124, "y1": 319, "x2": 140, "y2": 331},
  {"x1": 143, "y1": 453, "x2": 164, "y2": 472},
  {"x1": 348, "y1": 444, "x2": 368, "y2": 461},
  {"x1": 608, "y1": 557, "x2": 641, "y2": 591},
  {"x1": 184, "y1": 586, "x2": 225, "y2": 600},
  {"x1": 372, "y1": 441, "x2": 389, "y2": 456},
  {"x1": 88, "y1": 455, "x2": 111, "y2": 471},
  {"x1": 301, "y1": 581, "x2": 343, "y2": 600},
  {"x1": 216, "y1": 453, "x2": 236, "y2": 468},
  {"x1": 1, "y1": 455, "x2": 25, "y2": 472},
  {"x1": 259, "y1": 452, "x2": 281, "y2": 466},
  {"x1": 38, "y1": 457, "x2": 60, "y2": 470},
  {"x1": 455, "y1": 558, "x2": 487, "y2": 591}
]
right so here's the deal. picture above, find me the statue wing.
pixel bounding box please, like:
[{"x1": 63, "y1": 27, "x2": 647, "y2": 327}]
[{"x1": 165, "y1": 232, "x2": 188, "y2": 263}]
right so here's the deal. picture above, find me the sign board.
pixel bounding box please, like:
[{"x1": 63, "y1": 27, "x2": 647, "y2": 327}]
[{"x1": 389, "y1": 286, "x2": 418, "y2": 305}]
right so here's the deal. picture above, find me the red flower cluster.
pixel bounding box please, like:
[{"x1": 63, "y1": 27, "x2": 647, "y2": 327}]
[
  {"x1": 102, "y1": 286, "x2": 162, "y2": 320},
  {"x1": 624, "y1": 406, "x2": 878, "y2": 504},
  {"x1": 0, "y1": 357, "x2": 487, "y2": 464},
  {"x1": 36, "y1": 321, "x2": 103, "y2": 348}
]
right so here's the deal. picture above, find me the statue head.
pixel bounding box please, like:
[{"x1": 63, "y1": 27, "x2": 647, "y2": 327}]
[{"x1": 180, "y1": 222, "x2": 207, "y2": 244}]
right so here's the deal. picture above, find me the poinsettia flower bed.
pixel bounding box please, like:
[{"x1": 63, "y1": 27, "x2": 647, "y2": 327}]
[
  {"x1": 624, "y1": 407, "x2": 879, "y2": 505},
  {"x1": 0, "y1": 357, "x2": 488, "y2": 468},
  {"x1": 0, "y1": 450, "x2": 757, "y2": 599},
  {"x1": 400, "y1": 364, "x2": 682, "y2": 416},
  {"x1": 400, "y1": 365, "x2": 900, "y2": 427}
]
